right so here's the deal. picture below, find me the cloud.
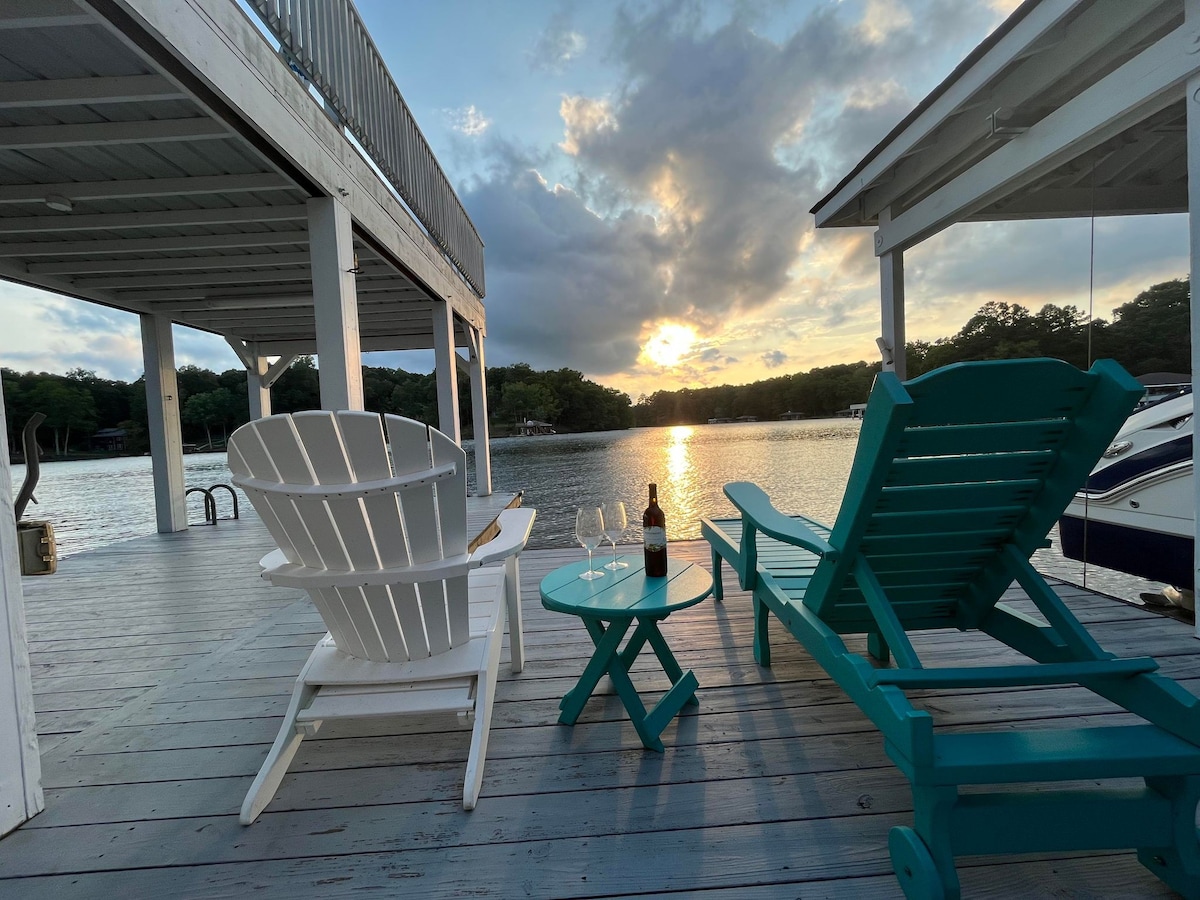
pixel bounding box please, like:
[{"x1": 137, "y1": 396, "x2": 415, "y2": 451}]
[
  {"x1": 446, "y1": 105, "x2": 491, "y2": 137},
  {"x1": 462, "y1": 153, "x2": 672, "y2": 374},
  {"x1": 530, "y1": 9, "x2": 587, "y2": 72},
  {"x1": 456, "y1": 1, "x2": 1029, "y2": 397}
]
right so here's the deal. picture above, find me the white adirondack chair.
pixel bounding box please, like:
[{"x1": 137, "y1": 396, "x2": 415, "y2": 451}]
[{"x1": 228, "y1": 410, "x2": 535, "y2": 824}]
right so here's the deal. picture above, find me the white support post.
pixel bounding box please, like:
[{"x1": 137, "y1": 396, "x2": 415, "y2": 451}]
[
  {"x1": 228, "y1": 338, "x2": 297, "y2": 421},
  {"x1": 247, "y1": 353, "x2": 271, "y2": 420},
  {"x1": 433, "y1": 299, "x2": 462, "y2": 443},
  {"x1": 877, "y1": 207, "x2": 907, "y2": 380},
  {"x1": 1187, "y1": 0, "x2": 1200, "y2": 636},
  {"x1": 0, "y1": 380, "x2": 43, "y2": 836},
  {"x1": 140, "y1": 314, "x2": 187, "y2": 533},
  {"x1": 467, "y1": 325, "x2": 492, "y2": 496},
  {"x1": 308, "y1": 197, "x2": 363, "y2": 411}
]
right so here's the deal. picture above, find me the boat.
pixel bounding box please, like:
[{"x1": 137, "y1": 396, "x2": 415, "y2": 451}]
[
  {"x1": 1058, "y1": 386, "x2": 1193, "y2": 590},
  {"x1": 518, "y1": 419, "x2": 556, "y2": 436}
]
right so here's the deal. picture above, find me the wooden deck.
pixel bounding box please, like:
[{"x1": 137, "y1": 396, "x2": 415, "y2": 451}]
[{"x1": 1, "y1": 510, "x2": 1197, "y2": 897}]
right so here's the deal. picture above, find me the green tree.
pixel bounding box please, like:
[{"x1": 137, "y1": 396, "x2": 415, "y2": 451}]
[
  {"x1": 27, "y1": 379, "x2": 96, "y2": 454},
  {"x1": 182, "y1": 388, "x2": 240, "y2": 447},
  {"x1": 1105, "y1": 278, "x2": 1190, "y2": 374}
]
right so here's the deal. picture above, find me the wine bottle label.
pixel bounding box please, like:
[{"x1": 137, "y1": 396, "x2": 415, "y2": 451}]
[{"x1": 643, "y1": 527, "x2": 666, "y2": 551}]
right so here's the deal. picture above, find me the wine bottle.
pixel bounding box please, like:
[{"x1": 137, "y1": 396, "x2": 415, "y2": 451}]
[{"x1": 642, "y1": 482, "x2": 667, "y2": 577}]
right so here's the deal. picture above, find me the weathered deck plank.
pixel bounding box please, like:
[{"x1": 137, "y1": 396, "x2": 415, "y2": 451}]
[{"x1": 0, "y1": 513, "x2": 1194, "y2": 898}]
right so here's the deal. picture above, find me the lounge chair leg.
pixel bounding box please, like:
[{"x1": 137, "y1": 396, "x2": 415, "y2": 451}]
[
  {"x1": 1138, "y1": 775, "x2": 1200, "y2": 897},
  {"x1": 711, "y1": 548, "x2": 723, "y2": 603},
  {"x1": 903, "y1": 786, "x2": 961, "y2": 899},
  {"x1": 752, "y1": 593, "x2": 771, "y2": 667},
  {"x1": 868, "y1": 630, "x2": 890, "y2": 664},
  {"x1": 240, "y1": 681, "x2": 318, "y2": 825},
  {"x1": 890, "y1": 826, "x2": 956, "y2": 899}
]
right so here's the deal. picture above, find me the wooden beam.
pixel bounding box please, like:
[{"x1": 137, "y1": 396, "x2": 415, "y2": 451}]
[
  {"x1": 875, "y1": 22, "x2": 1200, "y2": 256},
  {"x1": 980, "y1": 184, "x2": 1187, "y2": 218},
  {"x1": 0, "y1": 119, "x2": 229, "y2": 150},
  {"x1": 78, "y1": 267, "x2": 411, "y2": 292},
  {"x1": 433, "y1": 299, "x2": 461, "y2": 442},
  {"x1": 260, "y1": 333, "x2": 460, "y2": 355},
  {"x1": 878, "y1": 208, "x2": 906, "y2": 380},
  {"x1": 27, "y1": 251, "x2": 313, "y2": 275},
  {"x1": 0, "y1": 74, "x2": 186, "y2": 107},
  {"x1": 79, "y1": 268, "x2": 324, "y2": 291},
  {"x1": 309, "y1": 197, "x2": 363, "y2": 411},
  {"x1": 0, "y1": 174, "x2": 293, "y2": 204},
  {"x1": 466, "y1": 324, "x2": 492, "y2": 496},
  {"x1": 0, "y1": 0, "x2": 92, "y2": 29},
  {"x1": 0, "y1": 231, "x2": 310, "y2": 257},
  {"x1": 139, "y1": 314, "x2": 188, "y2": 533},
  {"x1": 0, "y1": 204, "x2": 308, "y2": 234}
]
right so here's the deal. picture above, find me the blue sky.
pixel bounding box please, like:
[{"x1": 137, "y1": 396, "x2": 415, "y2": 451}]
[{"x1": 0, "y1": 0, "x2": 1189, "y2": 399}]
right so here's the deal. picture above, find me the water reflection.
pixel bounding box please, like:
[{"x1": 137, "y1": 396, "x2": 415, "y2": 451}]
[{"x1": 663, "y1": 426, "x2": 699, "y2": 537}]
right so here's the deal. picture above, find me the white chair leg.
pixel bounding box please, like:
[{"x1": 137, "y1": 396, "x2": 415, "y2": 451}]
[
  {"x1": 505, "y1": 554, "x2": 524, "y2": 674},
  {"x1": 240, "y1": 681, "x2": 318, "y2": 824},
  {"x1": 462, "y1": 631, "x2": 504, "y2": 810}
]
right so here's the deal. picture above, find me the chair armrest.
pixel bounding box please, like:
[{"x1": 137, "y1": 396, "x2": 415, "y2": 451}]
[
  {"x1": 723, "y1": 482, "x2": 837, "y2": 558},
  {"x1": 470, "y1": 507, "x2": 537, "y2": 567},
  {"x1": 234, "y1": 461, "x2": 457, "y2": 501}
]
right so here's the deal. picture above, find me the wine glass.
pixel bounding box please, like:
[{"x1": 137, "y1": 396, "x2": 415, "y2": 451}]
[
  {"x1": 601, "y1": 500, "x2": 629, "y2": 570},
  {"x1": 575, "y1": 506, "x2": 605, "y2": 580}
]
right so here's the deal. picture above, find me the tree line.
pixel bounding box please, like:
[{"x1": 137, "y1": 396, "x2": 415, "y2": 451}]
[
  {"x1": 1, "y1": 277, "x2": 1190, "y2": 455},
  {"x1": 634, "y1": 278, "x2": 1190, "y2": 425},
  {"x1": 1, "y1": 358, "x2": 633, "y2": 457}
]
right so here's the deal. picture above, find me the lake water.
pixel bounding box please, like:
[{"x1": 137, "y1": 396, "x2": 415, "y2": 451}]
[{"x1": 8, "y1": 419, "x2": 1168, "y2": 604}]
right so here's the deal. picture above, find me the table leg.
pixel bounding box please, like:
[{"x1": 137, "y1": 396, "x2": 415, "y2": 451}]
[
  {"x1": 558, "y1": 616, "x2": 632, "y2": 725},
  {"x1": 561, "y1": 613, "x2": 701, "y2": 753},
  {"x1": 639, "y1": 617, "x2": 699, "y2": 707}
]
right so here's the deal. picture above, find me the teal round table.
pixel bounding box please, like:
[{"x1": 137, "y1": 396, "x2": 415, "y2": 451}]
[{"x1": 539, "y1": 555, "x2": 713, "y2": 751}]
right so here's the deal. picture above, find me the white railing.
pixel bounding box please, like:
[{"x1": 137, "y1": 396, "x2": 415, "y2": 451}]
[{"x1": 248, "y1": 0, "x2": 485, "y2": 296}]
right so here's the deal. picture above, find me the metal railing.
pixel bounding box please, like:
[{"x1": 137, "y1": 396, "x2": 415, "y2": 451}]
[{"x1": 249, "y1": 0, "x2": 485, "y2": 296}]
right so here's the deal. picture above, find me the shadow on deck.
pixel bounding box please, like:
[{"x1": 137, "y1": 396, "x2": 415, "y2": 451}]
[{"x1": 2, "y1": 513, "x2": 1196, "y2": 897}]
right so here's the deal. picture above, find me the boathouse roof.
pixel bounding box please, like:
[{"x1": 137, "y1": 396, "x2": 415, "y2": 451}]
[
  {"x1": 0, "y1": 0, "x2": 484, "y2": 355},
  {"x1": 812, "y1": 0, "x2": 1187, "y2": 247}
]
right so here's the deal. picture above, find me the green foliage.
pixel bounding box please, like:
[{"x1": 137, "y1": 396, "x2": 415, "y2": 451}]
[
  {"x1": 633, "y1": 362, "x2": 879, "y2": 425},
  {"x1": 488, "y1": 365, "x2": 632, "y2": 433}
]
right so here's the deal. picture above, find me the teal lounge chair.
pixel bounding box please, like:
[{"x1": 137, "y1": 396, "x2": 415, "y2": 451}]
[{"x1": 700, "y1": 358, "x2": 1200, "y2": 899}]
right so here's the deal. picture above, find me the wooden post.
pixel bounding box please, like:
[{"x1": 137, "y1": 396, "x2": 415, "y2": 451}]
[
  {"x1": 433, "y1": 299, "x2": 462, "y2": 443},
  {"x1": 247, "y1": 352, "x2": 271, "y2": 421},
  {"x1": 0, "y1": 379, "x2": 43, "y2": 836},
  {"x1": 140, "y1": 314, "x2": 187, "y2": 533},
  {"x1": 467, "y1": 324, "x2": 492, "y2": 496},
  {"x1": 308, "y1": 196, "x2": 363, "y2": 411},
  {"x1": 226, "y1": 338, "x2": 296, "y2": 421},
  {"x1": 1187, "y1": 0, "x2": 1200, "y2": 637},
  {"x1": 877, "y1": 207, "x2": 907, "y2": 380}
]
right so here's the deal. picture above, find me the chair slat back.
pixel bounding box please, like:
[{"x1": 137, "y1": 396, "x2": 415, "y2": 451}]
[
  {"x1": 806, "y1": 359, "x2": 1143, "y2": 631},
  {"x1": 229, "y1": 411, "x2": 471, "y2": 663}
]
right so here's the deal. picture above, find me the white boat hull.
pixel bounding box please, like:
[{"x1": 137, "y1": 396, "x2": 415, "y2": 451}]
[{"x1": 1058, "y1": 391, "x2": 1193, "y2": 589}]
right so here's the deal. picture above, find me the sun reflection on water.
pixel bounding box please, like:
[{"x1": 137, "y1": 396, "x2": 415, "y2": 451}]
[{"x1": 663, "y1": 426, "x2": 700, "y2": 533}]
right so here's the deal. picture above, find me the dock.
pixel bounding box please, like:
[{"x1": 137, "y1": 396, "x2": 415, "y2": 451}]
[{"x1": 1, "y1": 511, "x2": 1196, "y2": 897}]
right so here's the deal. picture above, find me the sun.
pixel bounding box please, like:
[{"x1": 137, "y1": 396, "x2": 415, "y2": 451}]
[{"x1": 643, "y1": 323, "x2": 697, "y2": 368}]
